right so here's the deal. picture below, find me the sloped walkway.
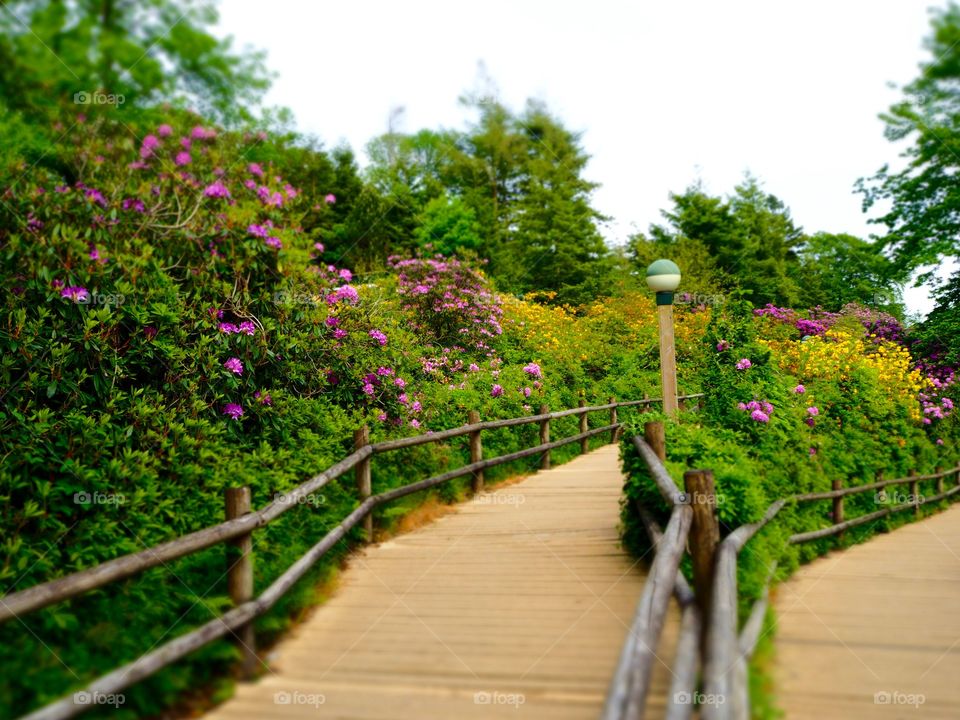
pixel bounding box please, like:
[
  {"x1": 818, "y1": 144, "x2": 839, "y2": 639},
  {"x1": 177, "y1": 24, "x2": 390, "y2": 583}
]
[
  {"x1": 773, "y1": 503, "x2": 960, "y2": 718},
  {"x1": 202, "y1": 444, "x2": 678, "y2": 719}
]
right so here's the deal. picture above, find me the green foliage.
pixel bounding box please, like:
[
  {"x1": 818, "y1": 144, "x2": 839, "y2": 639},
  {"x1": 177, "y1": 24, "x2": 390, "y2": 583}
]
[
  {"x1": 413, "y1": 193, "x2": 483, "y2": 256},
  {"x1": 0, "y1": 0, "x2": 270, "y2": 127},
  {"x1": 365, "y1": 98, "x2": 610, "y2": 303},
  {"x1": 856, "y1": 1, "x2": 960, "y2": 274}
]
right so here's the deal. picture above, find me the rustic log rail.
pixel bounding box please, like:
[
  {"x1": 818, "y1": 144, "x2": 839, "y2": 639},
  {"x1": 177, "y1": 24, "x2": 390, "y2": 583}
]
[
  {"x1": 605, "y1": 419, "x2": 960, "y2": 720},
  {"x1": 7, "y1": 392, "x2": 704, "y2": 720}
]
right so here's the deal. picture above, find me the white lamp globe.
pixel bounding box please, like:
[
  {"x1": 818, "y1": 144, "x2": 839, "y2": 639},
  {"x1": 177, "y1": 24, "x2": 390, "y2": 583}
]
[{"x1": 646, "y1": 259, "x2": 682, "y2": 293}]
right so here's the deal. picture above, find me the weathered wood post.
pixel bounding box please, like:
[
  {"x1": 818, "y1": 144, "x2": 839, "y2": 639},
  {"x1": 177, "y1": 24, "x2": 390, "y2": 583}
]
[
  {"x1": 641, "y1": 392, "x2": 651, "y2": 414},
  {"x1": 909, "y1": 469, "x2": 920, "y2": 517},
  {"x1": 684, "y1": 469, "x2": 720, "y2": 654},
  {"x1": 936, "y1": 466, "x2": 944, "y2": 496},
  {"x1": 579, "y1": 391, "x2": 589, "y2": 454},
  {"x1": 468, "y1": 410, "x2": 483, "y2": 493},
  {"x1": 539, "y1": 404, "x2": 551, "y2": 470},
  {"x1": 609, "y1": 397, "x2": 618, "y2": 443},
  {"x1": 354, "y1": 426, "x2": 372, "y2": 541},
  {"x1": 225, "y1": 487, "x2": 257, "y2": 679},
  {"x1": 643, "y1": 420, "x2": 667, "y2": 463},
  {"x1": 833, "y1": 478, "x2": 844, "y2": 540}
]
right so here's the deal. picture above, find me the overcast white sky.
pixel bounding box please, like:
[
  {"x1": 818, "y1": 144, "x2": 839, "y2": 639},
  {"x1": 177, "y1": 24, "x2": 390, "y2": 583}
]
[{"x1": 216, "y1": 0, "x2": 954, "y2": 315}]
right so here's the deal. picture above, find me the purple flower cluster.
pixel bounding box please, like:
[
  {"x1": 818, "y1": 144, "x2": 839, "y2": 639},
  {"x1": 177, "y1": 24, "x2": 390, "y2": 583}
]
[{"x1": 737, "y1": 399, "x2": 773, "y2": 423}]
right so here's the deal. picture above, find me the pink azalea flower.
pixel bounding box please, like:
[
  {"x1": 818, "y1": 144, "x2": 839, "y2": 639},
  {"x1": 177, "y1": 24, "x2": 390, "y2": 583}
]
[
  {"x1": 224, "y1": 357, "x2": 244, "y2": 375},
  {"x1": 157, "y1": 124, "x2": 173, "y2": 137},
  {"x1": 491, "y1": 384, "x2": 504, "y2": 398},
  {"x1": 222, "y1": 403, "x2": 244, "y2": 420},
  {"x1": 175, "y1": 151, "x2": 191, "y2": 166},
  {"x1": 203, "y1": 181, "x2": 231, "y2": 198},
  {"x1": 735, "y1": 358, "x2": 752, "y2": 371},
  {"x1": 794, "y1": 384, "x2": 805, "y2": 394},
  {"x1": 324, "y1": 193, "x2": 336, "y2": 204}
]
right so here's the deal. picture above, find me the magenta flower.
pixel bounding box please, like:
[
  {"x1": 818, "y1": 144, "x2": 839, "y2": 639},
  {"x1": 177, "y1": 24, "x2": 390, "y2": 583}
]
[
  {"x1": 807, "y1": 406, "x2": 819, "y2": 416},
  {"x1": 394, "y1": 377, "x2": 406, "y2": 389},
  {"x1": 376, "y1": 366, "x2": 393, "y2": 376},
  {"x1": 523, "y1": 387, "x2": 532, "y2": 398},
  {"x1": 735, "y1": 358, "x2": 752, "y2": 371},
  {"x1": 369, "y1": 329, "x2": 388, "y2": 347},
  {"x1": 412, "y1": 401, "x2": 422, "y2": 412},
  {"x1": 805, "y1": 417, "x2": 816, "y2": 427},
  {"x1": 491, "y1": 384, "x2": 504, "y2": 398},
  {"x1": 362, "y1": 383, "x2": 375, "y2": 396},
  {"x1": 333, "y1": 328, "x2": 347, "y2": 339},
  {"x1": 248, "y1": 162, "x2": 264, "y2": 177},
  {"x1": 238, "y1": 321, "x2": 256, "y2": 336},
  {"x1": 222, "y1": 403, "x2": 244, "y2": 420},
  {"x1": 809, "y1": 447, "x2": 817, "y2": 455},
  {"x1": 203, "y1": 181, "x2": 231, "y2": 199},
  {"x1": 327, "y1": 285, "x2": 359, "y2": 305},
  {"x1": 750, "y1": 410, "x2": 769, "y2": 423},
  {"x1": 88, "y1": 246, "x2": 105, "y2": 263},
  {"x1": 338, "y1": 268, "x2": 353, "y2": 282},
  {"x1": 522, "y1": 362, "x2": 542, "y2": 379},
  {"x1": 60, "y1": 285, "x2": 89, "y2": 303},
  {"x1": 175, "y1": 151, "x2": 191, "y2": 166},
  {"x1": 254, "y1": 390, "x2": 272, "y2": 406},
  {"x1": 377, "y1": 412, "x2": 388, "y2": 422},
  {"x1": 224, "y1": 357, "x2": 244, "y2": 375},
  {"x1": 219, "y1": 322, "x2": 239, "y2": 334},
  {"x1": 122, "y1": 198, "x2": 146, "y2": 213},
  {"x1": 324, "y1": 193, "x2": 336, "y2": 204},
  {"x1": 937, "y1": 438, "x2": 944, "y2": 445},
  {"x1": 398, "y1": 393, "x2": 408, "y2": 405},
  {"x1": 716, "y1": 340, "x2": 730, "y2": 352},
  {"x1": 468, "y1": 363, "x2": 480, "y2": 372},
  {"x1": 265, "y1": 236, "x2": 282, "y2": 249},
  {"x1": 314, "y1": 242, "x2": 325, "y2": 252},
  {"x1": 794, "y1": 384, "x2": 806, "y2": 394},
  {"x1": 157, "y1": 124, "x2": 173, "y2": 137}
]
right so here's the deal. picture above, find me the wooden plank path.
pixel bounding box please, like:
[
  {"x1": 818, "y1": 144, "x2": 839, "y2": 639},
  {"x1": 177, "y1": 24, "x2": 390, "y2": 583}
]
[
  {"x1": 773, "y1": 503, "x2": 960, "y2": 718},
  {"x1": 202, "y1": 444, "x2": 679, "y2": 719}
]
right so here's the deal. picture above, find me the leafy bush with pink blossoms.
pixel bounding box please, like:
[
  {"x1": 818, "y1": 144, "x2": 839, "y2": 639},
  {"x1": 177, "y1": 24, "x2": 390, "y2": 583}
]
[{"x1": 0, "y1": 115, "x2": 667, "y2": 716}]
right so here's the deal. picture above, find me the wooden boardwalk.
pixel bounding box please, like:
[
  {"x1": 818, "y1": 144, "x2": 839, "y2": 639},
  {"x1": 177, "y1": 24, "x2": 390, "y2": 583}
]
[
  {"x1": 203, "y1": 444, "x2": 678, "y2": 719},
  {"x1": 773, "y1": 503, "x2": 960, "y2": 718}
]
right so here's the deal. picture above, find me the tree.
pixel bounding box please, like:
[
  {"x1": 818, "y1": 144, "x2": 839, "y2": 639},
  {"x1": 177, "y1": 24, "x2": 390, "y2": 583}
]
[
  {"x1": 642, "y1": 177, "x2": 803, "y2": 306},
  {"x1": 791, "y1": 233, "x2": 903, "y2": 313},
  {"x1": 857, "y1": 2, "x2": 960, "y2": 276},
  {"x1": 365, "y1": 96, "x2": 610, "y2": 303},
  {"x1": 0, "y1": 0, "x2": 270, "y2": 126},
  {"x1": 414, "y1": 194, "x2": 483, "y2": 256}
]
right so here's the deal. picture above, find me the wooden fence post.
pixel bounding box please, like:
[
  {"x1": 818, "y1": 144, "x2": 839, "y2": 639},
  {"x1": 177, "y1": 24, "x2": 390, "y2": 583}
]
[
  {"x1": 644, "y1": 421, "x2": 667, "y2": 463},
  {"x1": 609, "y1": 397, "x2": 618, "y2": 443},
  {"x1": 936, "y1": 466, "x2": 944, "y2": 496},
  {"x1": 225, "y1": 487, "x2": 257, "y2": 679},
  {"x1": 468, "y1": 410, "x2": 483, "y2": 493},
  {"x1": 579, "y1": 391, "x2": 589, "y2": 454},
  {"x1": 684, "y1": 469, "x2": 719, "y2": 654},
  {"x1": 833, "y1": 478, "x2": 844, "y2": 540},
  {"x1": 909, "y1": 469, "x2": 920, "y2": 517},
  {"x1": 354, "y1": 426, "x2": 372, "y2": 541},
  {"x1": 539, "y1": 404, "x2": 551, "y2": 470},
  {"x1": 641, "y1": 392, "x2": 651, "y2": 414}
]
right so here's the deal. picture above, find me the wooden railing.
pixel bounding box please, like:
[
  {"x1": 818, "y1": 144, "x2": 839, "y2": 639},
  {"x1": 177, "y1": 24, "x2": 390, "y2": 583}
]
[
  {"x1": 604, "y1": 421, "x2": 960, "y2": 720},
  {"x1": 5, "y1": 392, "x2": 705, "y2": 720}
]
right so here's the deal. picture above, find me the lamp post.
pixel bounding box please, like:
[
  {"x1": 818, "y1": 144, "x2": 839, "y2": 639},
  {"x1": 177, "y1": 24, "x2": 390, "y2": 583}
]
[{"x1": 646, "y1": 259, "x2": 682, "y2": 417}]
